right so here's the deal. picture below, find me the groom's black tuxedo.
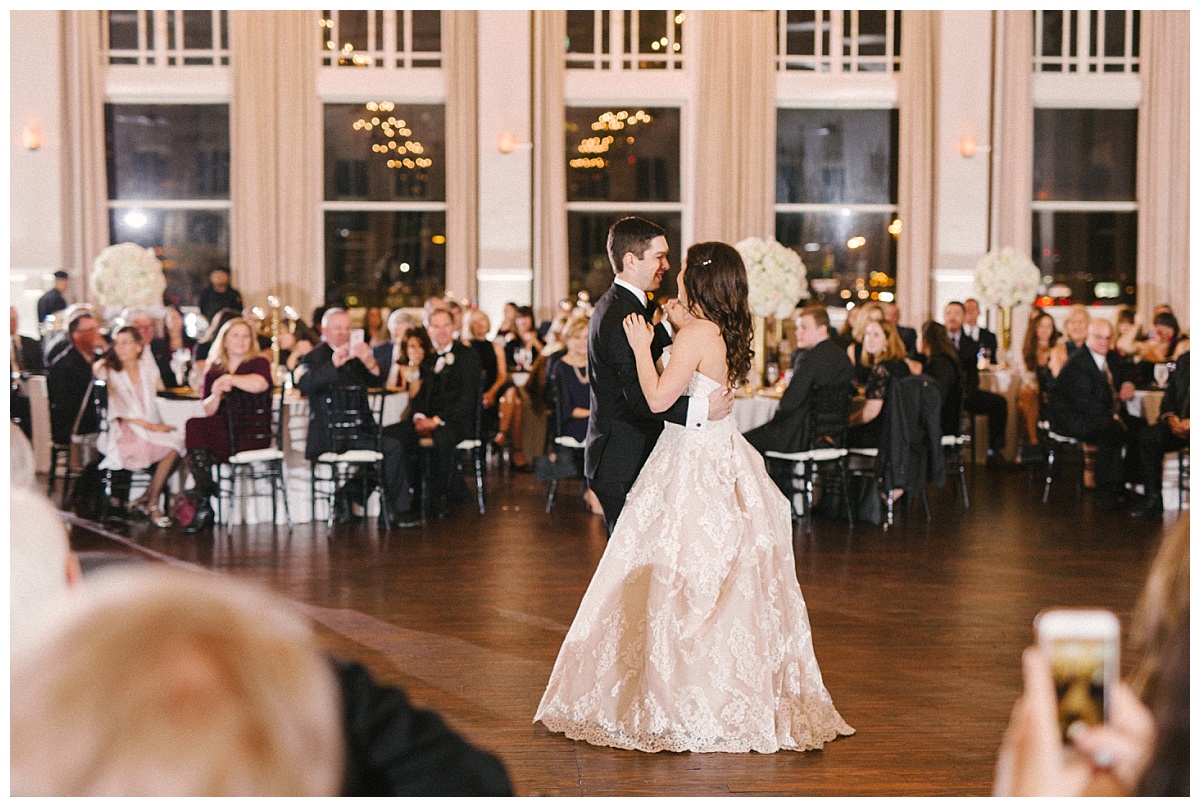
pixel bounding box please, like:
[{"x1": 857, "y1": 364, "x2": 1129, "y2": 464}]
[{"x1": 586, "y1": 282, "x2": 691, "y2": 536}]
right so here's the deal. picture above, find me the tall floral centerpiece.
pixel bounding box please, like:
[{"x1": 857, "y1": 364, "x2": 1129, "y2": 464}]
[
  {"x1": 735, "y1": 237, "x2": 808, "y2": 386},
  {"x1": 973, "y1": 246, "x2": 1040, "y2": 365},
  {"x1": 90, "y1": 243, "x2": 167, "y2": 321}
]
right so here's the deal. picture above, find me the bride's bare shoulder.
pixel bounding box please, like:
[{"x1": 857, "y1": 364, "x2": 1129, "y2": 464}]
[{"x1": 677, "y1": 318, "x2": 722, "y2": 341}]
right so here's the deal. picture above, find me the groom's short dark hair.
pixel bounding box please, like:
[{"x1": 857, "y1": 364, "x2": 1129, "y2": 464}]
[{"x1": 607, "y1": 217, "x2": 666, "y2": 275}]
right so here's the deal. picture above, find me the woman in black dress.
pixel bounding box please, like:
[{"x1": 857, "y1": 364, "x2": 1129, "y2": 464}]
[
  {"x1": 549, "y1": 315, "x2": 602, "y2": 514},
  {"x1": 916, "y1": 320, "x2": 964, "y2": 439},
  {"x1": 847, "y1": 319, "x2": 911, "y2": 449}
]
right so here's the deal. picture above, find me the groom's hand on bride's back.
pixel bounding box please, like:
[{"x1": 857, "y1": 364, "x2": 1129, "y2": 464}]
[{"x1": 707, "y1": 383, "x2": 733, "y2": 420}]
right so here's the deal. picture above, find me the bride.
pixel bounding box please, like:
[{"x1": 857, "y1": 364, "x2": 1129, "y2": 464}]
[{"x1": 534, "y1": 242, "x2": 854, "y2": 753}]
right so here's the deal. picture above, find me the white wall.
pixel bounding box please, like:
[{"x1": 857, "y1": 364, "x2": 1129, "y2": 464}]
[{"x1": 10, "y1": 11, "x2": 68, "y2": 334}]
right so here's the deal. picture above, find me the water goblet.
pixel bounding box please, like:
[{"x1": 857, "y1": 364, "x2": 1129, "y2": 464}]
[{"x1": 1153, "y1": 362, "x2": 1170, "y2": 388}]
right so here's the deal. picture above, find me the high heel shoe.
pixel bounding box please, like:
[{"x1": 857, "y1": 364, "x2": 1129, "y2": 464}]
[
  {"x1": 146, "y1": 506, "x2": 173, "y2": 529},
  {"x1": 183, "y1": 497, "x2": 215, "y2": 534}
]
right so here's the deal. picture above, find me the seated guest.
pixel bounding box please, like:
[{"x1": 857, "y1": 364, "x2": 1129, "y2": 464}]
[
  {"x1": 945, "y1": 300, "x2": 1010, "y2": 465},
  {"x1": 847, "y1": 319, "x2": 911, "y2": 449},
  {"x1": 464, "y1": 309, "x2": 511, "y2": 441},
  {"x1": 1132, "y1": 351, "x2": 1189, "y2": 518},
  {"x1": 11, "y1": 566, "x2": 344, "y2": 796},
  {"x1": 373, "y1": 308, "x2": 418, "y2": 383},
  {"x1": 93, "y1": 326, "x2": 184, "y2": 528},
  {"x1": 388, "y1": 308, "x2": 483, "y2": 517},
  {"x1": 1112, "y1": 305, "x2": 1144, "y2": 360},
  {"x1": 1138, "y1": 310, "x2": 1189, "y2": 365},
  {"x1": 745, "y1": 305, "x2": 855, "y2": 454},
  {"x1": 884, "y1": 302, "x2": 918, "y2": 358},
  {"x1": 504, "y1": 305, "x2": 543, "y2": 374},
  {"x1": 47, "y1": 311, "x2": 105, "y2": 446},
  {"x1": 364, "y1": 305, "x2": 389, "y2": 348},
  {"x1": 550, "y1": 315, "x2": 603, "y2": 515},
  {"x1": 150, "y1": 305, "x2": 195, "y2": 388},
  {"x1": 193, "y1": 307, "x2": 242, "y2": 370},
  {"x1": 121, "y1": 306, "x2": 164, "y2": 384},
  {"x1": 915, "y1": 320, "x2": 964, "y2": 439},
  {"x1": 1048, "y1": 303, "x2": 1091, "y2": 377},
  {"x1": 846, "y1": 301, "x2": 887, "y2": 384},
  {"x1": 43, "y1": 304, "x2": 97, "y2": 367},
  {"x1": 296, "y1": 308, "x2": 419, "y2": 529},
  {"x1": 10, "y1": 305, "x2": 44, "y2": 372},
  {"x1": 1017, "y1": 310, "x2": 1061, "y2": 448},
  {"x1": 1049, "y1": 318, "x2": 1139, "y2": 510},
  {"x1": 180, "y1": 317, "x2": 273, "y2": 534},
  {"x1": 962, "y1": 297, "x2": 999, "y2": 363}
]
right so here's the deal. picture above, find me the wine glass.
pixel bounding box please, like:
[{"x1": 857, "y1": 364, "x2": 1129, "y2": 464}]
[
  {"x1": 1153, "y1": 362, "x2": 1171, "y2": 388},
  {"x1": 765, "y1": 363, "x2": 780, "y2": 388}
]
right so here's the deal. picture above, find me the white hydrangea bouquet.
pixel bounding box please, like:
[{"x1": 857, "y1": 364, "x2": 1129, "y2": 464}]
[
  {"x1": 90, "y1": 242, "x2": 167, "y2": 309},
  {"x1": 734, "y1": 237, "x2": 808, "y2": 319},
  {"x1": 973, "y1": 246, "x2": 1040, "y2": 308}
]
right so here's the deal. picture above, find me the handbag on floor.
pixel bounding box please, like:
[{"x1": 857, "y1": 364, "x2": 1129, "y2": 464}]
[{"x1": 170, "y1": 492, "x2": 197, "y2": 528}]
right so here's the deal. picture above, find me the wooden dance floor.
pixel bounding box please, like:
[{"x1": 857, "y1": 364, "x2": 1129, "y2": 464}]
[{"x1": 66, "y1": 466, "x2": 1172, "y2": 797}]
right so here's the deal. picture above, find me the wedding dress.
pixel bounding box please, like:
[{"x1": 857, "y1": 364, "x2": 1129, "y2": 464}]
[{"x1": 534, "y1": 370, "x2": 854, "y2": 753}]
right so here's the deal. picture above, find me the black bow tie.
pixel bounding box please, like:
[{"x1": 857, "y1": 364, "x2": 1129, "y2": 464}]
[{"x1": 644, "y1": 299, "x2": 658, "y2": 319}]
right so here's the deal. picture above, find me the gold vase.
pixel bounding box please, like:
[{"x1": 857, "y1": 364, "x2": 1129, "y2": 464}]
[
  {"x1": 999, "y1": 306, "x2": 1013, "y2": 365},
  {"x1": 751, "y1": 315, "x2": 766, "y2": 388}
]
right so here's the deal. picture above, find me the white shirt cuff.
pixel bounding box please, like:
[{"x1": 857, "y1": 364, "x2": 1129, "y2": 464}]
[{"x1": 686, "y1": 395, "x2": 705, "y2": 429}]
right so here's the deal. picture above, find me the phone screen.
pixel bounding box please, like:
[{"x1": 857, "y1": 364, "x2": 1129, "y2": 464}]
[
  {"x1": 350, "y1": 329, "x2": 365, "y2": 347},
  {"x1": 1045, "y1": 636, "x2": 1110, "y2": 741}
]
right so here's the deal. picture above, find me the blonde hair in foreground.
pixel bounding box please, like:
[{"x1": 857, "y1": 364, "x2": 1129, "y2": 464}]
[{"x1": 10, "y1": 566, "x2": 343, "y2": 796}]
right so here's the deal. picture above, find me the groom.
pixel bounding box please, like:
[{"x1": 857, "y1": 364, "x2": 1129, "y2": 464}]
[{"x1": 585, "y1": 217, "x2": 733, "y2": 537}]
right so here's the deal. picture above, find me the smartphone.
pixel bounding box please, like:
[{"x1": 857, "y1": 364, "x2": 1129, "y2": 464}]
[
  {"x1": 350, "y1": 329, "x2": 365, "y2": 348},
  {"x1": 1034, "y1": 608, "x2": 1120, "y2": 743}
]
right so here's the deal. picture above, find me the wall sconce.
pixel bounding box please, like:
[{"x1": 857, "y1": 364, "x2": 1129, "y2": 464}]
[
  {"x1": 496, "y1": 131, "x2": 531, "y2": 154},
  {"x1": 959, "y1": 132, "x2": 991, "y2": 158},
  {"x1": 22, "y1": 124, "x2": 42, "y2": 151}
]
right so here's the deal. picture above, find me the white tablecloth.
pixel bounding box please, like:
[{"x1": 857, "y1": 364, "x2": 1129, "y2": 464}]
[
  {"x1": 1127, "y1": 389, "x2": 1165, "y2": 424},
  {"x1": 732, "y1": 394, "x2": 780, "y2": 433},
  {"x1": 21, "y1": 374, "x2": 52, "y2": 473}
]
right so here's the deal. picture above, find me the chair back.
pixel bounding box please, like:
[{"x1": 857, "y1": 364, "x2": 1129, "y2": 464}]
[
  {"x1": 809, "y1": 380, "x2": 853, "y2": 449},
  {"x1": 322, "y1": 386, "x2": 381, "y2": 454},
  {"x1": 225, "y1": 387, "x2": 277, "y2": 455},
  {"x1": 89, "y1": 379, "x2": 109, "y2": 441}
]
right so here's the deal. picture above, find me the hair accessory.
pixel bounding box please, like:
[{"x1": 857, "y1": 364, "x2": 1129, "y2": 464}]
[{"x1": 700, "y1": 258, "x2": 713, "y2": 267}]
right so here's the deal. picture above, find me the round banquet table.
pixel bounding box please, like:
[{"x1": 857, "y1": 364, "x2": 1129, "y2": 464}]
[{"x1": 731, "y1": 392, "x2": 781, "y2": 433}]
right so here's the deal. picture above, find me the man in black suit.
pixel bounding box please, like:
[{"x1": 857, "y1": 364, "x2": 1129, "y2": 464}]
[
  {"x1": 585, "y1": 217, "x2": 733, "y2": 537},
  {"x1": 37, "y1": 270, "x2": 70, "y2": 323},
  {"x1": 1132, "y1": 350, "x2": 1189, "y2": 518},
  {"x1": 885, "y1": 302, "x2": 918, "y2": 358},
  {"x1": 297, "y1": 308, "x2": 419, "y2": 528},
  {"x1": 47, "y1": 313, "x2": 104, "y2": 446},
  {"x1": 388, "y1": 307, "x2": 482, "y2": 517},
  {"x1": 945, "y1": 300, "x2": 1010, "y2": 465},
  {"x1": 745, "y1": 305, "x2": 854, "y2": 455},
  {"x1": 963, "y1": 298, "x2": 999, "y2": 360},
  {"x1": 1049, "y1": 318, "x2": 1137, "y2": 510}
]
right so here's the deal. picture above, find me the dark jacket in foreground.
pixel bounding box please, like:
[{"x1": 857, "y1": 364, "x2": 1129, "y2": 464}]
[{"x1": 878, "y1": 374, "x2": 945, "y2": 494}]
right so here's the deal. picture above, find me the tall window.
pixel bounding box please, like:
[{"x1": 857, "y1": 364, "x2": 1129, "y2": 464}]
[
  {"x1": 107, "y1": 10, "x2": 229, "y2": 66},
  {"x1": 105, "y1": 104, "x2": 231, "y2": 306},
  {"x1": 774, "y1": 109, "x2": 899, "y2": 308},
  {"x1": 319, "y1": 9, "x2": 442, "y2": 68},
  {"x1": 322, "y1": 102, "x2": 446, "y2": 308},
  {"x1": 776, "y1": 10, "x2": 901, "y2": 73},
  {"x1": 1032, "y1": 109, "x2": 1137, "y2": 305},
  {"x1": 565, "y1": 10, "x2": 686, "y2": 71},
  {"x1": 564, "y1": 106, "x2": 682, "y2": 301}
]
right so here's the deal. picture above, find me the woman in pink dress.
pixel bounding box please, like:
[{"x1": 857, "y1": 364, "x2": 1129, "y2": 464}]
[
  {"x1": 94, "y1": 326, "x2": 185, "y2": 527},
  {"x1": 181, "y1": 317, "x2": 273, "y2": 533}
]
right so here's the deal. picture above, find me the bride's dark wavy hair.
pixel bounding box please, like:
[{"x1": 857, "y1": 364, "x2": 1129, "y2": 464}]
[{"x1": 681, "y1": 242, "x2": 752, "y2": 388}]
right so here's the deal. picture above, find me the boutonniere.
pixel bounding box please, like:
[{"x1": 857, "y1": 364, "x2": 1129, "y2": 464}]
[{"x1": 435, "y1": 351, "x2": 454, "y2": 374}]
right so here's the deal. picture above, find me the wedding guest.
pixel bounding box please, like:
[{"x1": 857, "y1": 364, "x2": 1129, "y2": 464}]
[
  {"x1": 548, "y1": 316, "x2": 603, "y2": 515},
  {"x1": 374, "y1": 308, "x2": 419, "y2": 388},
  {"x1": 387, "y1": 308, "x2": 483, "y2": 517},
  {"x1": 198, "y1": 266, "x2": 244, "y2": 323},
  {"x1": 386, "y1": 326, "x2": 432, "y2": 423},
  {"x1": 93, "y1": 326, "x2": 184, "y2": 528},
  {"x1": 495, "y1": 302, "x2": 519, "y2": 341},
  {"x1": 150, "y1": 305, "x2": 196, "y2": 388},
  {"x1": 364, "y1": 306, "x2": 389, "y2": 348},
  {"x1": 846, "y1": 301, "x2": 887, "y2": 380},
  {"x1": 1017, "y1": 310, "x2": 1061, "y2": 447},
  {"x1": 1049, "y1": 304, "x2": 1091, "y2": 377},
  {"x1": 963, "y1": 297, "x2": 999, "y2": 361},
  {"x1": 47, "y1": 312, "x2": 105, "y2": 446},
  {"x1": 11, "y1": 566, "x2": 344, "y2": 796},
  {"x1": 1137, "y1": 311, "x2": 1189, "y2": 365},
  {"x1": 44, "y1": 304, "x2": 97, "y2": 367},
  {"x1": 466, "y1": 309, "x2": 511, "y2": 443},
  {"x1": 37, "y1": 270, "x2": 70, "y2": 323},
  {"x1": 1132, "y1": 350, "x2": 1189, "y2": 518},
  {"x1": 1048, "y1": 318, "x2": 1139, "y2": 511},
  {"x1": 1113, "y1": 305, "x2": 1144, "y2": 359},
  {"x1": 745, "y1": 305, "x2": 855, "y2": 455},
  {"x1": 297, "y1": 308, "x2": 419, "y2": 529},
  {"x1": 122, "y1": 306, "x2": 164, "y2": 385},
  {"x1": 885, "y1": 302, "x2": 918, "y2": 357},
  {"x1": 180, "y1": 317, "x2": 273, "y2": 533},
  {"x1": 505, "y1": 305, "x2": 543, "y2": 374},
  {"x1": 915, "y1": 320, "x2": 964, "y2": 439},
  {"x1": 847, "y1": 319, "x2": 911, "y2": 449},
  {"x1": 193, "y1": 307, "x2": 242, "y2": 369},
  {"x1": 945, "y1": 300, "x2": 1011, "y2": 465}
]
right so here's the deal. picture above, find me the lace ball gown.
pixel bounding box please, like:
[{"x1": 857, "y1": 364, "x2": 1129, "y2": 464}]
[{"x1": 534, "y1": 371, "x2": 854, "y2": 753}]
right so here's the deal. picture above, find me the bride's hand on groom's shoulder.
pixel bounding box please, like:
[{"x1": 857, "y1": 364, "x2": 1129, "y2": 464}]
[{"x1": 622, "y1": 313, "x2": 654, "y2": 351}]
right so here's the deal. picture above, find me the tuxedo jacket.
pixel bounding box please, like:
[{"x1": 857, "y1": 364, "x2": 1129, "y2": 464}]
[
  {"x1": 47, "y1": 346, "x2": 100, "y2": 444},
  {"x1": 585, "y1": 282, "x2": 689, "y2": 487},
  {"x1": 745, "y1": 337, "x2": 854, "y2": 454},
  {"x1": 1161, "y1": 350, "x2": 1190, "y2": 421},
  {"x1": 952, "y1": 332, "x2": 981, "y2": 392},
  {"x1": 409, "y1": 341, "x2": 483, "y2": 444},
  {"x1": 1049, "y1": 346, "x2": 1118, "y2": 442},
  {"x1": 968, "y1": 326, "x2": 998, "y2": 357},
  {"x1": 297, "y1": 342, "x2": 384, "y2": 459}
]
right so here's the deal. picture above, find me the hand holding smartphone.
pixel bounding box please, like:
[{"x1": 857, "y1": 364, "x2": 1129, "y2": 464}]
[{"x1": 1034, "y1": 608, "x2": 1120, "y2": 744}]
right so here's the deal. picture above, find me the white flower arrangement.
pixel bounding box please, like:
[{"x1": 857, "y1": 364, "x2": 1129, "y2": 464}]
[
  {"x1": 90, "y1": 243, "x2": 167, "y2": 309},
  {"x1": 734, "y1": 237, "x2": 808, "y2": 319},
  {"x1": 973, "y1": 247, "x2": 1041, "y2": 309}
]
